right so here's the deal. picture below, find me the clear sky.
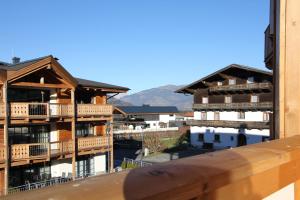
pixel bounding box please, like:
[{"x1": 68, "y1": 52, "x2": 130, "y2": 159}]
[{"x1": 0, "y1": 0, "x2": 270, "y2": 94}]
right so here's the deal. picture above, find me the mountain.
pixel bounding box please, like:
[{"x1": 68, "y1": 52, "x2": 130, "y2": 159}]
[
  {"x1": 108, "y1": 97, "x2": 133, "y2": 106},
  {"x1": 119, "y1": 85, "x2": 193, "y2": 111}
]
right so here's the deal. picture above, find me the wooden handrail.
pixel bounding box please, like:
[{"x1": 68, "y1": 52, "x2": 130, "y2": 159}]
[
  {"x1": 187, "y1": 120, "x2": 270, "y2": 129},
  {"x1": 209, "y1": 82, "x2": 272, "y2": 92},
  {"x1": 193, "y1": 102, "x2": 273, "y2": 111},
  {"x1": 4, "y1": 136, "x2": 300, "y2": 199}
]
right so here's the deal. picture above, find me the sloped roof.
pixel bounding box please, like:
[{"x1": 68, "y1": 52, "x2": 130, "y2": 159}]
[
  {"x1": 0, "y1": 55, "x2": 129, "y2": 92},
  {"x1": 117, "y1": 105, "x2": 179, "y2": 114},
  {"x1": 76, "y1": 77, "x2": 129, "y2": 91},
  {"x1": 176, "y1": 64, "x2": 273, "y2": 94},
  {"x1": 0, "y1": 56, "x2": 50, "y2": 71}
]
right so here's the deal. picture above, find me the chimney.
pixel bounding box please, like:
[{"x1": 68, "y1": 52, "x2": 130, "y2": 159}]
[{"x1": 12, "y1": 57, "x2": 20, "y2": 64}]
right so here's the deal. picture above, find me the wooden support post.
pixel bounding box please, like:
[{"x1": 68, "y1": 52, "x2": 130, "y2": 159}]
[
  {"x1": 109, "y1": 117, "x2": 113, "y2": 173},
  {"x1": 71, "y1": 89, "x2": 76, "y2": 180},
  {"x1": 3, "y1": 82, "x2": 8, "y2": 195}
]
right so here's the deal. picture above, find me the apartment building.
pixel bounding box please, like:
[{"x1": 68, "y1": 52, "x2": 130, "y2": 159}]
[
  {"x1": 0, "y1": 55, "x2": 129, "y2": 195},
  {"x1": 177, "y1": 64, "x2": 273, "y2": 149}
]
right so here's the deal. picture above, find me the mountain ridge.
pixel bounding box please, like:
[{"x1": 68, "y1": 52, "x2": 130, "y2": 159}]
[{"x1": 111, "y1": 84, "x2": 192, "y2": 111}]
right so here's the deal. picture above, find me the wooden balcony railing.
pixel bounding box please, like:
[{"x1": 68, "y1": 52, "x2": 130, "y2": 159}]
[
  {"x1": 0, "y1": 104, "x2": 5, "y2": 118},
  {"x1": 7, "y1": 103, "x2": 113, "y2": 118},
  {"x1": 49, "y1": 104, "x2": 73, "y2": 116},
  {"x1": 209, "y1": 82, "x2": 272, "y2": 93},
  {"x1": 10, "y1": 103, "x2": 49, "y2": 118},
  {"x1": 4, "y1": 136, "x2": 300, "y2": 200},
  {"x1": 2, "y1": 137, "x2": 109, "y2": 164},
  {"x1": 187, "y1": 120, "x2": 270, "y2": 129},
  {"x1": 0, "y1": 147, "x2": 5, "y2": 163},
  {"x1": 77, "y1": 136, "x2": 109, "y2": 151},
  {"x1": 50, "y1": 140, "x2": 73, "y2": 156},
  {"x1": 11, "y1": 143, "x2": 49, "y2": 161},
  {"x1": 193, "y1": 102, "x2": 273, "y2": 111},
  {"x1": 77, "y1": 104, "x2": 113, "y2": 116}
]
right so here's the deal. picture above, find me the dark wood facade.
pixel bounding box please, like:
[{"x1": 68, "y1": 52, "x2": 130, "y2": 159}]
[{"x1": 177, "y1": 64, "x2": 273, "y2": 111}]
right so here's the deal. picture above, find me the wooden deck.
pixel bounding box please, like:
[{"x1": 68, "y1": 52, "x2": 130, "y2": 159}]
[{"x1": 3, "y1": 136, "x2": 300, "y2": 200}]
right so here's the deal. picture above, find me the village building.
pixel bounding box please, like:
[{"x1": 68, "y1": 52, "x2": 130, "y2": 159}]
[
  {"x1": 177, "y1": 64, "x2": 273, "y2": 149},
  {"x1": 114, "y1": 105, "x2": 179, "y2": 131}
]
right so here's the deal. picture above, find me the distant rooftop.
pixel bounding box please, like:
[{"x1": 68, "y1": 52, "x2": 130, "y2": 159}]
[{"x1": 118, "y1": 105, "x2": 179, "y2": 114}]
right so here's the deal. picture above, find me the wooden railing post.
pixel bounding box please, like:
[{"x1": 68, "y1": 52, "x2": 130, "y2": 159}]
[
  {"x1": 3, "y1": 82, "x2": 9, "y2": 195},
  {"x1": 71, "y1": 89, "x2": 76, "y2": 180},
  {"x1": 47, "y1": 143, "x2": 51, "y2": 160}
]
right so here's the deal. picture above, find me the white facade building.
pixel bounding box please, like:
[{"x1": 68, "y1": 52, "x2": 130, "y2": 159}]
[{"x1": 177, "y1": 64, "x2": 273, "y2": 149}]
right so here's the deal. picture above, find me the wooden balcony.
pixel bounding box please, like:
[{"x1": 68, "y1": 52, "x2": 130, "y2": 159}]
[
  {"x1": 187, "y1": 120, "x2": 270, "y2": 129},
  {"x1": 193, "y1": 102, "x2": 273, "y2": 111},
  {"x1": 77, "y1": 136, "x2": 110, "y2": 155},
  {"x1": 9, "y1": 103, "x2": 73, "y2": 119},
  {"x1": 11, "y1": 143, "x2": 50, "y2": 166},
  {"x1": 0, "y1": 103, "x2": 113, "y2": 120},
  {"x1": 5, "y1": 136, "x2": 300, "y2": 200},
  {"x1": 209, "y1": 82, "x2": 272, "y2": 93},
  {"x1": 0, "y1": 137, "x2": 110, "y2": 167},
  {"x1": 77, "y1": 104, "x2": 113, "y2": 116}
]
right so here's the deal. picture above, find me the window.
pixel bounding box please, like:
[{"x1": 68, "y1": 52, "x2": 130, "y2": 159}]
[
  {"x1": 201, "y1": 112, "x2": 207, "y2": 120},
  {"x1": 198, "y1": 134, "x2": 204, "y2": 142},
  {"x1": 237, "y1": 112, "x2": 245, "y2": 119},
  {"x1": 229, "y1": 79, "x2": 236, "y2": 85},
  {"x1": 202, "y1": 97, "x2": 209, "y2": 104},
  {"x1": 217, "y1": 81, "x2": 223, "y2": 86},
  {"x1": 230, "y1": 136, "x2": 234, "y2": 141},
  {"x1": 214, "y1": 134, "x2": 220, "y2": 143},
  {"x1": 225, "y1": 96, "x2": 232, "y2": 104},
  {"x1": 251, "y1": 95, "x2": 259, "y2": 103},
  {"x1": 76, "y1": 123, "x2": 94, "y2": 137},
  {"x1": 214, "y1": 112, "x2": 220, "y2": 120},
  {"x1": 247, "y1": 77, "x2": 254, "y2": 84},
  {"x1": 263, "y1": 112, "x2": 270, "y2": 121}
]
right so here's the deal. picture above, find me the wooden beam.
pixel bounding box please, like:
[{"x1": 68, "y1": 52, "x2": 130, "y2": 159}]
[
  {"x1": 71, "y1": 89, "x2": 76, "y2": 180},
  {"x1": 2, "y1": 82, "x2": 8, "y2": 195},
  {"x1": 11, "y1": 82, "x2": 71, "y2": 89}
]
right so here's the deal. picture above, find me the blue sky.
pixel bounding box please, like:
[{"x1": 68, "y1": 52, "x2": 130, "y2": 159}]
[{"x1": 0, "y1": 0, "x2": 270, "y2": 94}]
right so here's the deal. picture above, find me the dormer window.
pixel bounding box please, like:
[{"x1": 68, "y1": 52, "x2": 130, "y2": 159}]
[
  {"x1": 247, "y1": 77, "x2": 254, "y2": 84},
  {"x1": 228, "y1": 79, "x2": 236, "y2": 85},
  {"x1": 217, "y1": 81, "x2": 223, "y2": 86}
]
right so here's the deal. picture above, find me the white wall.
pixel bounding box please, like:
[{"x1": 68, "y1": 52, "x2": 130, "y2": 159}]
[
  {"x1": 159, "y1": 114, "x2": 176, "y2": 123},
  {"x1": 51, "y1": 160, "x2": 73, "y2": 178},
  {"x1": 194, "y1": 111, "x2": 271, "y2": 122},
  {"x1": 94, "y1": 154, "x2": 107, "y2": 174},
  {"x1": 190, "y1": 126, "x2": 269, "y2": 149}
]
